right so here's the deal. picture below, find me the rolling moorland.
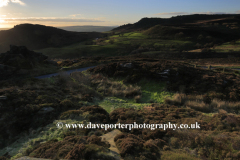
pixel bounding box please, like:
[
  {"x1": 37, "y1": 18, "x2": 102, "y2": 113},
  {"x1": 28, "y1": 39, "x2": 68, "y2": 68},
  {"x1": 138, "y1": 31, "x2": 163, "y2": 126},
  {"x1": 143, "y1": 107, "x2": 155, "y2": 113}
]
[
  {"x1": 0, "y1": 24, "x2": 107, "y2": 53},
  {"x1": 58, "y1": 26, "x2": 118, "y2": 32},
  {"x1": 0, "y1": 14, "x2": 240, "y2": 160}
]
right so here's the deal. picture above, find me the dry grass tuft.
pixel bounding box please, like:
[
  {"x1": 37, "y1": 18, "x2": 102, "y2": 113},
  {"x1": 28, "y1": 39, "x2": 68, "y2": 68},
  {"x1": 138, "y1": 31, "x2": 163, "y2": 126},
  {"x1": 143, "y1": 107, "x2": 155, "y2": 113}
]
[
  {"x1": 165, "y1": 93, "x2": 240, "y2": 113},
  {"x1": 91, "y1": 74, "x2": 141, "y2": 98}
]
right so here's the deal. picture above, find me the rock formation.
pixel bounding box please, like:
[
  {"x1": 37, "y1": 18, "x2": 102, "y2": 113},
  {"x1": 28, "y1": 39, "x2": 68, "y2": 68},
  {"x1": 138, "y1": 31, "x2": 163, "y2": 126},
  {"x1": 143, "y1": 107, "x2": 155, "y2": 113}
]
[
  {"x1": 0, "y1": 45, "x2": 48, "y2": 69},
  {"x1": 0, "y1": 45, "x2": 50, "y2": 80}
]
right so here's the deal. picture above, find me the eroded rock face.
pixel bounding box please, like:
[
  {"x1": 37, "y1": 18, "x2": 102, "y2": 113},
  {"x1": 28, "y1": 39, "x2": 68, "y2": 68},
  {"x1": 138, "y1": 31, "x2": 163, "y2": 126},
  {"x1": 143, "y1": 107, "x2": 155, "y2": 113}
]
[
  {"x1": 0, "y1": 45, "x2": 50, "y2": 80},
  {"x1": 0, "y1": 45, "x2": 48, "y2": 69}
]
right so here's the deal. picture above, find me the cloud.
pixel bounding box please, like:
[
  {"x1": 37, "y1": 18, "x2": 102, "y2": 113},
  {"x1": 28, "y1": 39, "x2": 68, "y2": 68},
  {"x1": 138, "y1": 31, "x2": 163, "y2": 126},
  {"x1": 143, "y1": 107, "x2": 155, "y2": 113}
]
[
  {"x1": 2, "y1": 17, "x2": 105, "y2": 22},
  {"x1": 0, "y1": 0, "x2": 8, "y2": 7},
  {"x1": 0, "y1": 0, "x2": 25, "y2": 7},
  {"x1": 11, "y1": 0, "x2": 25, "y2": 5},
  {"x1": 69, "y1": 14, "x2": 82, "y2": 17},
  {"x1": 236, "y1": 10, "x2": 240, "y2": 14}
]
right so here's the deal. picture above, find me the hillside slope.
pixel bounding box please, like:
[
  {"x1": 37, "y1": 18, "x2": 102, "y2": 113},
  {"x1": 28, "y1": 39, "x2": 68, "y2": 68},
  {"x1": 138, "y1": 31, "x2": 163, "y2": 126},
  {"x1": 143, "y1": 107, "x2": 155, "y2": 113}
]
[
  {"x1": 112, "y1": 14, "x2": 240, "y2": 48},
  {"x1": 113, "y1": 14, "x2": 240, "y2": 31},
  {"x1": 0, "y1": 24, "x2": 106, "y2": 53}
]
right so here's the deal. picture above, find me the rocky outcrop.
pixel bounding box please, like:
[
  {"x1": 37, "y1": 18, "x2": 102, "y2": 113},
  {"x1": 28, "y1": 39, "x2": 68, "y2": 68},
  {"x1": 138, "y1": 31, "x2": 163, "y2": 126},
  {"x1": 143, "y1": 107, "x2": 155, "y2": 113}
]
[
  {"x1": 0, "y1": 45, "x2": 48, "y2": 69},
  {"x1": 88, "y1": 61, "x2": 240, "y2": 101},
  {"x1": 0, "y1": 45, "x2": 51, "y2": 80}
]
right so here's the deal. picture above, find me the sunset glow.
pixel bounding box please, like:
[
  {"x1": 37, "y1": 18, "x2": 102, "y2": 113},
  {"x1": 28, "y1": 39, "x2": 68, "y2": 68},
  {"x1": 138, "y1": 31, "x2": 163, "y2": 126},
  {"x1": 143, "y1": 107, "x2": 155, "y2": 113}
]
[
  {"x1": 0, "y1": 19, "x2": 5, "y2": 28},
  {"x1": 0, "y1": 0, "x2": 240, "y2": 29},
  {"x1": 0, "y1": 0, "x2": 8, "y2": 7}
]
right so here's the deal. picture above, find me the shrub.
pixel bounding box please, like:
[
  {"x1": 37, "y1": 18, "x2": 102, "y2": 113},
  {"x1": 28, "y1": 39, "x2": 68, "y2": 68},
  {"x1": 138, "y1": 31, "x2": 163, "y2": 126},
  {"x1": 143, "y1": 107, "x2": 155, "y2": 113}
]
[
  {"x1": 165, "y1": 94, "x2": 240, "y2": 114},
  {"x1": 232, "y1": 139, "x2": 240, "y2": 150},
  {"x1": 64, "y1": 144, "x2": 86, "y2": 159},
  {"x1": 163, "y1": 145, "x2": 170, "y2": 151},
  {"x1": 161, "y1": 150, "x2": 201, "y2": 160},
  {"x1": 134, "y1": 95, "x2": 142, "y2": 103},
  {"x1": 91, "y1": 74, "x2": 141, "y2": 98},
  {"x1": 175, "y1": 32, "x2": 185, "y2": 39},
  {"x1": 57, "y1": 144, "x2": 74, "y2": 158},
  {"x1": 170, "y1": 137, "x2": 180, "y2": 149},
  {"x1": 197, "y1": 34, "x2": 204, "y2": 40},
  {"x1": 185, "y1": 101, "x2": 213, "y2": 113},
  {"x1": 110, "y1": 108, "x2": 144, "y2": 125},
  {"x1": 60, "y1": 99, "x2": 74, "y2": 110},
  {"x1": 212, "y1": 99, "x2": 240, "y2": 114},
  {"x1": 27, "y1": 135, "x2": 112, "y2": 160},
  {"x1": 109, "y1": 39, "x2": 114, "y2": 44},
  {"x1": 114, "y1": 133, "x2": 161, "y2": 160},
  {"x1": 79, "y1": 105, "x2": 110, "y2": 123},
  {"x1": 153, "y1": 139, "x2": 167, "y2": 149},
  {"x1": 164, "y1": 93, "x2": 188, "y2": 105},
  {"x1": 70, "y1": 72, "x2": 91, "y2": 86},
  {"x1": 233, "y1": 151, "x2": 240, "y2": 159},
  {"x1": 59, "y1": 110, "x2": 84, "y2": 120},
  {"x1": 56, "y1": 72, "x2": 71, "y2": 86}
]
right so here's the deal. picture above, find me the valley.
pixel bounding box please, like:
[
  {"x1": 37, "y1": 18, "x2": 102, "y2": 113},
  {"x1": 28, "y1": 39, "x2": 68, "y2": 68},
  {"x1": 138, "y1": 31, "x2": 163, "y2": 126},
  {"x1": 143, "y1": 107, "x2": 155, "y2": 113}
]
[{"x1": 0, "y1": 14, "x2": 240, "y2": 160}]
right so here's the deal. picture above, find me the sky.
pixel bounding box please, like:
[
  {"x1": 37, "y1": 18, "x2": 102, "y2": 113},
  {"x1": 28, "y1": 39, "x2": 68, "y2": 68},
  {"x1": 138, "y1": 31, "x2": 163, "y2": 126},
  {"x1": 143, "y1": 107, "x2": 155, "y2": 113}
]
[{"x1": 0, "y1": 0, "x2": 240, "y2": 28}]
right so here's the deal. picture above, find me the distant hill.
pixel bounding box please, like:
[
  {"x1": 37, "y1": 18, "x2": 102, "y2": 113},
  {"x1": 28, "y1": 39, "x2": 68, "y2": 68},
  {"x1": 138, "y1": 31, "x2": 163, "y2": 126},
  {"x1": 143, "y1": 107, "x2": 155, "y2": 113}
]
[
  {"x1": 0, "y1": 24, "x2": 107, "y2": 53},
  {"x1": 59, "y1": 25, "x2": 118, "y2": 32},
  {"x1": 113, "y1": 14, "x2": 240, "y2": 31},
  {"x1": 113, "y1": 14, "x2": 240, "y2": 44}
]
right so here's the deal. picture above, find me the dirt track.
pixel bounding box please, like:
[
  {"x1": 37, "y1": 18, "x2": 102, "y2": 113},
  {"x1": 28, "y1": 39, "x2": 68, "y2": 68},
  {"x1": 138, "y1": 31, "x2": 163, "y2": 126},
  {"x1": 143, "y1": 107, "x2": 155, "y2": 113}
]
[{"x1": 101, "y1": 129, "x2": 123, "y2": 160}]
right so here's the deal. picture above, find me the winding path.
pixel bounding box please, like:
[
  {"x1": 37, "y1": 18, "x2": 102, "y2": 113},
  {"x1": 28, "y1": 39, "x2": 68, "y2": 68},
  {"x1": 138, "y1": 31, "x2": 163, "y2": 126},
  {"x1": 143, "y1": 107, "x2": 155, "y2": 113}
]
[
  {"x1": 34, "y1": 66, "x2": 96, "y2": 79},
  {"x1": 101, "y1": 129, "x2": 123, "y2": 160}
]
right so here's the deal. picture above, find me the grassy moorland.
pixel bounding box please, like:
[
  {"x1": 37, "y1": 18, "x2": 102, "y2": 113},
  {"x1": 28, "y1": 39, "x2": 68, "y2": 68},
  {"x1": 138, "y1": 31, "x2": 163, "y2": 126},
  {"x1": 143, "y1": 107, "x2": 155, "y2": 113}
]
[
  {"x1": 35, "y1": 31, "x2": 195, "y2": 60},
  {"x1": 1, "y1": 57, "x2": 240, "y2": 160},
  {"x1": 1, "y1": 14, "x2": 240, "y2": 160}
]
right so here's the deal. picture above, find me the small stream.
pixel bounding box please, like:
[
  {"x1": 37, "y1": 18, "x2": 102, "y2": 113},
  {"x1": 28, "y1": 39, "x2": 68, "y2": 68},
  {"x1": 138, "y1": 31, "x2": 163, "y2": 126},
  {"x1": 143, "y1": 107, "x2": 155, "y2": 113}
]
[
  {"x1": 34, "y1": 65, "x2": 240, "y2": 79},
  {"x1": 35, "y1": 66, "x2": 96, "y2": 79}
]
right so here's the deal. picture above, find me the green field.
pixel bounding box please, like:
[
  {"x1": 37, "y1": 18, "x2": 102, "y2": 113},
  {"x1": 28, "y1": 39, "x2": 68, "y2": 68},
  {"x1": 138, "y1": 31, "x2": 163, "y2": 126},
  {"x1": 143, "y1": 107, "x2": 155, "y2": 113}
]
[
  {"x1": 213, "y1": 40, "x2": 240, "y2": 52},
  {"x1": 81, "y1": 77, "x2": 173, "y2": 113},
  {"x1": 189, "y1": 40, "x2": 240, "y2": 52},
  {"x1": 35, "y1": 32, "x2": 196, "y2": 59},
  {"x1": 37, "y1": 31, "x2": 240, "y2": 60},
  {"x1": 35, "y1": 42, "x2": 123, "y2": 59}
]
